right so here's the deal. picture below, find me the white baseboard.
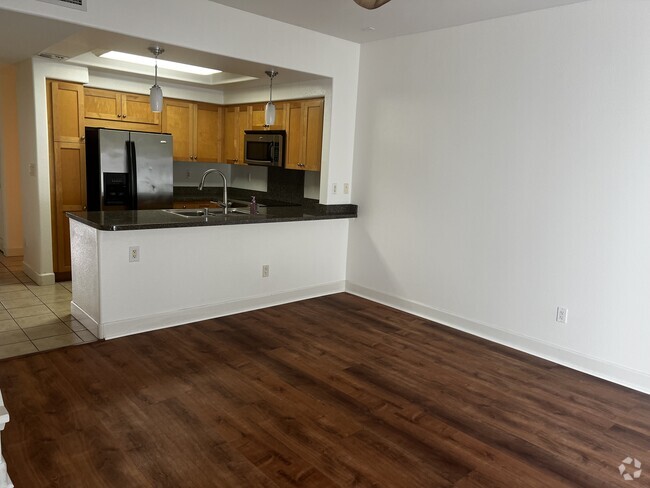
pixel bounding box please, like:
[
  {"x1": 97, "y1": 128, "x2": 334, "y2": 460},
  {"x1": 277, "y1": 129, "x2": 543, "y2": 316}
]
[
  {"x1": 70, "y1": 302, "x2": 100, "y2": 338},
  {"x1": 100, "y1": 281, "x2": 346, "y2": 340},
  {"x1": 345, "y1": 282, "x2": 650, "y2": 395},
  {"x1": 23, "y1": 262, "x2": 55, "y2": 286}
]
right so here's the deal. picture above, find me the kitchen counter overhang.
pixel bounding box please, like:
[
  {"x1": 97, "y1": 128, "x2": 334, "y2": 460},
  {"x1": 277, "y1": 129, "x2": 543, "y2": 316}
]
[{"x1": 67, "y1": 203, "x2": 357, "y2": 231}]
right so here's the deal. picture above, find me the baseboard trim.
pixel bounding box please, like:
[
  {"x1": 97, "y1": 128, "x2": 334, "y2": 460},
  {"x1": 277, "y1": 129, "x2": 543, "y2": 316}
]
[
  {"x1": 345, "y1": 282, "x2": 650, "y2": 395},
  {"x1": 23, "y1": 262, "x2": 55, "y2": 286},
  {"x1": 100, "y1": 281, "x2": 346, "y2": 340},
  {"x1": 2, "y1": 247, "x2": 22, "y2": 258},
  {"x1": 70, "y1": 302, "x2": 100, "y2": 339}
]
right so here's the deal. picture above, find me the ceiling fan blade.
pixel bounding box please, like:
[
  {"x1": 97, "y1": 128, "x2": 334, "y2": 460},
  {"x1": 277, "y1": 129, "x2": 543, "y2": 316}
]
[{"x1": 353, "y1": 0, "x2": 392, "y2": 10}]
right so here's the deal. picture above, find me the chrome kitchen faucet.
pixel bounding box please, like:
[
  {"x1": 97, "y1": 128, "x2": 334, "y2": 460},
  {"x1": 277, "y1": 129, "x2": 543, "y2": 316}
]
[{"x1": 198, "y1": 169, "x2": 229, "y2": 214}]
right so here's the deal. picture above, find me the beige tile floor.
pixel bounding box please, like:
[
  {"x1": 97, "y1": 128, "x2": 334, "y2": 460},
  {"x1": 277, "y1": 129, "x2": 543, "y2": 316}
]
[{"x1": 0, "y1": 254, "x2": 97, "y2": 360}]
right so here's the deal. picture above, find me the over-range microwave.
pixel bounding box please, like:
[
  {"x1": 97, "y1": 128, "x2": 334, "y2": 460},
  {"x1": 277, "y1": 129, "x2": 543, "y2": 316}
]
[{"x1": 244, "y1": 130, "x2": 285, "y2": 167}]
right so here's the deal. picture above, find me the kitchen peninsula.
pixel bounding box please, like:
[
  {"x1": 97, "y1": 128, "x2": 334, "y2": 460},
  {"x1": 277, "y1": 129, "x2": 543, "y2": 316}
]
[{"x1": 67, "y1": 202, "x2": 357, "y2": 340}]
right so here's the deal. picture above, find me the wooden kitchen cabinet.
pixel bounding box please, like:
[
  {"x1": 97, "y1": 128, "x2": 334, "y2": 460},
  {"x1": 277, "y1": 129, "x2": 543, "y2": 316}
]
[
  {"x1": 51, "y1": 81, "x2": 85, "y2": 143},
  {"x1": 285, "y1": 98, "x2": 324, "y2": 171},
  {"x1": 48, "y1": 80, "x2": 87, "y2": 278},
  {"x1": 162, "y1": 100, "x2": 223, "y2": 162},
  {"x1": 195, "y1": 103, "x2": 224, "y2": 162},
  {"x1": 84, "y1": 88, "x2": 161, "y2": 131},
  {"x1": 52, "y1": 142, "x2": 86, "y2": 276},
  {"x1": 163, "y1": 99, "x2": 193, "y2": 161},
  {"x1": 173, "y1": 200, "x2": 219, "y2": 209},
  {"x1": 250, "y1": 102, "x2": 287, "y2": 131},
  {"x1": 223, "y1": 105, "x2": 251, "y2": 164}
]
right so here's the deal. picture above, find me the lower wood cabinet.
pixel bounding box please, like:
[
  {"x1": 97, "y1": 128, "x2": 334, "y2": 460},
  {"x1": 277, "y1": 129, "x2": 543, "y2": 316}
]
[
  {"x1": 51, "y1": 142, "x2": 86, "y2": 276},
  {"x1": 173, "y1": 200, "x2": 219, "y2": 209}
]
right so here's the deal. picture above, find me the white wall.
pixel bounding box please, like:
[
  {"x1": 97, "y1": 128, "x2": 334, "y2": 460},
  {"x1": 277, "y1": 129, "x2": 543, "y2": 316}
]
[
  {"x1": 348, "y1": 0, "x2": 650, "y2": 393},
  {"x1": 0, "y1": 64, "x2": 24, "y2": 256}
]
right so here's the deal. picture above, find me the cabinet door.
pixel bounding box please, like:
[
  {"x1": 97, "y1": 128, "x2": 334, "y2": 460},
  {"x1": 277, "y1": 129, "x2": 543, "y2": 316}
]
[
  {"x1": 162, "y1": 99, "x2": 194, "y2": 161},
  {"x1": 52, "y1": 142, "x2": 86, "y2": 273},
  {"x1": 250, "y1": 102, "x2": 287, "y2": 131},
  {"x1": 302, "y1": 99, "x2": 324, "y2": 172},
  {"x1": 195, "y1": 103, "x2": 223, "y2": 162},
  {"x1": 51, "y1": 81, "x2": 85, "y2": 143},
  {"x1": 122, "y1": 93, "x2": 161, "y2": 126},
  {"x1": 285, "y1": 101, "x2": 304, "y2": 170},
  {"x1": 223, "y1": 106, "x2": 237, "y2": 163},
  {"x1": 84, "y1": 88, "x2": 122, "y2": 121},
  {"x1": 237, "y1": 105, "x2": 252, "y2": 164},
  {"x1": 285, "y1": 99, "x2": 323, "y2": 171}
]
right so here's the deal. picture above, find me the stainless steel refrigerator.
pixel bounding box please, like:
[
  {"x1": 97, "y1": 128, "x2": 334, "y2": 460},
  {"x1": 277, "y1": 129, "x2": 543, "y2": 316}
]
[{"x1": 85, "y1": 128, "x2": 173, "y2": 211}]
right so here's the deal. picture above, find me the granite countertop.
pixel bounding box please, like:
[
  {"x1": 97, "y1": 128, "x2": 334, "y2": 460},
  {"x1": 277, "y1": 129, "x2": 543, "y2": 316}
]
[{"x1": 67, "y1": 203, "x2": 357, "y2": 231}]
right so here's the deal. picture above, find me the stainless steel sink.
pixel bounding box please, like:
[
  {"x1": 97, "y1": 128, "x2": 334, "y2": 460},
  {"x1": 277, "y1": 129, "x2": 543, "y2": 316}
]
[
  {"x1": 163, "y1": 208, "x2": 248, "y2": 218},
  {"x1": 164, "y1": 209, "x2": 209, "y2": 218}
]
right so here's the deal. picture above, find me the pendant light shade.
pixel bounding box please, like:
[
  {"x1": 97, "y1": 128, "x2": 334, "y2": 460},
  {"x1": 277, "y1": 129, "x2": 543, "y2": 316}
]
[
  {"x1": 264, "y1": 70, "x2": 278, "y2": 126},
  {"x1": 265, "y1": 101, "x2": 276, "y2": 126},
  {"x1": 150, "y1": 84, "x2": 163, "y2": 112},
  {"x1": 148, "y1": 46, "x2": 165, "y2": 113}
]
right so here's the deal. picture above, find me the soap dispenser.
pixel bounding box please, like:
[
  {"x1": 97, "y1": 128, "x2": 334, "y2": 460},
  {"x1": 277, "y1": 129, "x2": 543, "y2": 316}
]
[{"x1": 250, "y1": 196, "x2": 257, "y2": 215}]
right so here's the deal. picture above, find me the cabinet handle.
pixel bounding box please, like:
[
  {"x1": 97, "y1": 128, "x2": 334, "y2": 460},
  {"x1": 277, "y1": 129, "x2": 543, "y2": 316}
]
[
  {"x1": 82, "y1": 206, "x2": 87, "y2": 210},
  {"x1": 80, "y1": 136, "x2": 85, "y2": 141},
  {"x1": 123, "y1": 114, "x2": 127, "y2": 119}
]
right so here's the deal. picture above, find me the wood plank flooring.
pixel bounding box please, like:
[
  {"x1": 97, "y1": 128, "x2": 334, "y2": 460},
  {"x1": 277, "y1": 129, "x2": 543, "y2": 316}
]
[{"x1": 0, "y1": 293, "x2": 648, "y2": 487}]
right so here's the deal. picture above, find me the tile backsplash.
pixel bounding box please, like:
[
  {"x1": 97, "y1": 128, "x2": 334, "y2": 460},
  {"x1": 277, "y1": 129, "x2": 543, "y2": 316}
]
[{"x1": 173, "y1": 161, "x2": 320, "y2": 200}]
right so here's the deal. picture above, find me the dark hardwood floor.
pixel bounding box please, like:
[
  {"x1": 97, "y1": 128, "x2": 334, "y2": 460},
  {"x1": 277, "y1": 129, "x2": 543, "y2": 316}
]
[{"x1": 0, "y1": 293, "x2": 647, "y2": 487}]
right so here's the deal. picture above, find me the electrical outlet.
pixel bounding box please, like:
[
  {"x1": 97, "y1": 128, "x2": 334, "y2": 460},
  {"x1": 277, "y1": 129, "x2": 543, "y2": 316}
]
[
  {"x1": 129, "y1": 246, "x2": 140, "y2": 263},
  {"x1": 28, "y1": 163, "x2": 36, "y2": 177},
  {"x1": 185, "y1": 171, "x2": 191, "y2": 180},
  {"x1": 262, "y1": 264, "x2": 270, "y2": 278},
  {"x1": 343, "y1": 183, "x2": 350, "y2": 194},
  {"x1": 332, "y1": 183, "x2": 338, "y2": 194},
  {"x1": 556, "y1": 307, "x2": 568, "y2": 324}
]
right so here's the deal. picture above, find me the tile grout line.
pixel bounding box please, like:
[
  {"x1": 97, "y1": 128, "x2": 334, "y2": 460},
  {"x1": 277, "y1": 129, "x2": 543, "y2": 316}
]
[{"x1": 0, "y1": 254, "x2": 97, "y2": 358}]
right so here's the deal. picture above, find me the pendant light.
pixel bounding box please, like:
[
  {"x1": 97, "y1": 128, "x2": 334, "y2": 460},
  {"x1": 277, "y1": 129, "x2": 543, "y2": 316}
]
[
  {"x1": 264, "y1": 70, "x2": 278, "y2": 126},
  {"x1": 148, "y1": 46, "x2": 164, "y2": 113}
]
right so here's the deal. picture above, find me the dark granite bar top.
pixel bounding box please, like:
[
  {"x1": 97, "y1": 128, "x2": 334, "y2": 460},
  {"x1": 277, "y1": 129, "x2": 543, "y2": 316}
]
[{"x1": 67, "y1": 203, "x2": 357, "y2": 231}]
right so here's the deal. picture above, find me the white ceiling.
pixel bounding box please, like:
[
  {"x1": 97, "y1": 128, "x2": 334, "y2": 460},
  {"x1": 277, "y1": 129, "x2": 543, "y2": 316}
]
[
  {"x1": 0, "y1": 9, "x2": 81, "y2": 64},
  {"x1": 0, "y1": 0, "x2": 588, "y2": 89},
  {"x1": 208, "y1": 0, "x2": 588, "y2": 43}
]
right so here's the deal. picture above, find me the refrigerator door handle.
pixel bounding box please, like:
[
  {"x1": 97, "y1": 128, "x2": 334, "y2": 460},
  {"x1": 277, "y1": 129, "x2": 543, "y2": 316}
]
[{"x1": 128, "y1": 140, "x2": 138, "y2": 209}]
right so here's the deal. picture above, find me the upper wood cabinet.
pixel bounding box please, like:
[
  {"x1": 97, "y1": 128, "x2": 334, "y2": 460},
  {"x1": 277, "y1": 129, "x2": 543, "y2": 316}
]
[
  {"x1": 195, "y1": 103, "x2": 224, "y2": 162},
  {"x1": 162, "y1": 99, "x2": 224, "y2": 162},
  {"x1": 250, "y1": 102, "x2": 287, "y2": 131},
  {"x1": 285, "y1": 98, "x2": 324, "y2": 172},
  {"x1": 223, "y1": 105, "x2": 251, "y2": 164},
  {"x1": 84, "y1": 88, "x2": 161, "y2": 131},
  {"x1": 51, "y1": 81, "x2": 85, "y2": 143},
  {"x1": 162, "y1": 99, "x2": 193, "y2": 161}
]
